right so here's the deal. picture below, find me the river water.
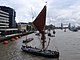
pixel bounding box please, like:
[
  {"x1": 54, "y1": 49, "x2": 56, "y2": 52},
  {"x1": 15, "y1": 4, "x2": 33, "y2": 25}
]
[{"x1": 0, "y1": 29, "x2": 80, "y2": 60}]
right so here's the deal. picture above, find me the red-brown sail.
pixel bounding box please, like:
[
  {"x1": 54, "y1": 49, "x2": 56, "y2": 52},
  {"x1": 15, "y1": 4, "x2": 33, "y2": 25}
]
[
  {"x1": 33, "y1": 5, "x2": 46, "y2": 49},
  {"x1": 33, "y1": 5, "x2": 46, "y2": 33}
]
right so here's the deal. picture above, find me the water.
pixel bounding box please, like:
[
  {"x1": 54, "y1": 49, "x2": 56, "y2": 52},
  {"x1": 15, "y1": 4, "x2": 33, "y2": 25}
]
[{"x1": 0, "y1": 29, "x2": 80, "y2": 60}]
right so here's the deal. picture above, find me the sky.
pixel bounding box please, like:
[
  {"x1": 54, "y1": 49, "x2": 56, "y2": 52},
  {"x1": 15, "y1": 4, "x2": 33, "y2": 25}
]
[{"x1": 0, "y1": 0, "x2": 80, "y2": 26}]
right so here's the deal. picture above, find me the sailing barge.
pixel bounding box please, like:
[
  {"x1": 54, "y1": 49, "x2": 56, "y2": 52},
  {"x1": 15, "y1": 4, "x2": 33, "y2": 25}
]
[
  {"x1": 21, "y1": 5, "x2": 59, "y2": 58},
  {"x1": 21, "y1": 45, "x2": 59, "y2": 58}
]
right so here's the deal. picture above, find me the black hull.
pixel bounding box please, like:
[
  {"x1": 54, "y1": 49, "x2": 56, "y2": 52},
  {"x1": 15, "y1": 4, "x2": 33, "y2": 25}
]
[
  {"x1": 48, "y1": 33, "x2": 55, "y2": 37},
  {"x1": 21, "y1": 45, "x2": 59, "y2": 58},
  {"x1": 35, "y1": 33, "x2": 40, "y2": 36}
]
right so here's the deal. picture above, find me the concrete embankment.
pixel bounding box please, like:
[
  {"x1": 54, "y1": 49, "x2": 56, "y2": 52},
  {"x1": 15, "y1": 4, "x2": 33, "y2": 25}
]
[{"x1": 0, "y1": 31, "x2": 34, "y2": 42}]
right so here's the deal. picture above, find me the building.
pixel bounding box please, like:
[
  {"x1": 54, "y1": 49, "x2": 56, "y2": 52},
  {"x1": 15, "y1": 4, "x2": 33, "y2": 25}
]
[
  {"x1": 17, "y1": 22, "x2": 34, "y2": 32},
  {"x1": 0, "y1": 6, "x2": 16, "y2": 28},
  {"x1": 0, "y1": 6, "x2": 18, "y2": 36},
  {"x1": 18, "y1": 22, "x2": 27, "y2": 32}
]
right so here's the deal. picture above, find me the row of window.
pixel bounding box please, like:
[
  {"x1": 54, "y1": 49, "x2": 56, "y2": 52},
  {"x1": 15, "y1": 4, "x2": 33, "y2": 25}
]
[
  {"x1": 0, "y1": 10, "x2": 9, "y2": 15},
  {"x1": 0, "y1": 26, "x2": 9, "y2": 28},
  {"x1": 0, "y1": 16, "x2": 9, "y2": 20},
  {"x1": 0, "y1": 14, "x2": 9, "y2": 18},
  {"x1": 0, "y1": 19, "x2": 9, "y2": 23},
  {"x1": 0, "y1": 22, "x2": 9, "y2": 25},
  {"x1": 0, "y1": 26, "x2": 9, "y2": 29}
]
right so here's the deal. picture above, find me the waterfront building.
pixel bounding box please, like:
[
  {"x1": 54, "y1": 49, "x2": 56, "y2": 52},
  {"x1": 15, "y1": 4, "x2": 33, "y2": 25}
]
[
  {"x1": 17, "y1": 22, "x2": 34, "y2": 32},
  {"x1": 18, "y1": 22, "x2": 27, "y2": 32},
  {"x1": 0, "y1": 6, "x2": 18, "y2": 36}
]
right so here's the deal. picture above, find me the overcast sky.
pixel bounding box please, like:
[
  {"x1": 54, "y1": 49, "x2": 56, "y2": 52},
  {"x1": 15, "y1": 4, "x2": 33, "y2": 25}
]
[{"x1": 0, "y1": 0, "x2": 80, "y2": 26}]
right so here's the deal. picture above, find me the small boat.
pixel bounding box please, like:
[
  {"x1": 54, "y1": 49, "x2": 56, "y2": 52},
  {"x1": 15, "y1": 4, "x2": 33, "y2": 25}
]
[
  {"x1": 35, "y1": 33, "x2": 40, "y2": 36},
  {"x1": 23, "y1": 38, "x2": 33, "y2": 43},
  {"x1": 50, "y1": 35, "x2": 55, "y2": 37},
  {"x1": 48, "y1": 31, "x2": 55, "y2": 37},
  {"x1": 23, "y1": 36, "x2": 33, "y2": 43},
  {"x1": 48, "y1": 33, "x2": 55, "y2": 37},
  {"x1": 21, "y1": 5, "x2": 59, "y2": 58},
  {"x1": 69, "y1": 26, "x2": 78, "y2": 32}
]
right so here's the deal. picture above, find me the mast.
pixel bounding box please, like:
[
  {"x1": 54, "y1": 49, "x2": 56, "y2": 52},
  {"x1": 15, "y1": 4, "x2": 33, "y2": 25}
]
[{"x1": 33, "y1": 5, "x2": 46, "y2": 49}]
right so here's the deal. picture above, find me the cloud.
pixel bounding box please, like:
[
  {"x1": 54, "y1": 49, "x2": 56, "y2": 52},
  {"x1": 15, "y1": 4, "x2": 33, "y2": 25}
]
[
  {"x1": 0, "y1": 0, "x2": 80, "y2": 26},
  {"x1": 47, "y1": 0, "x2": 80, "y2": 26}
]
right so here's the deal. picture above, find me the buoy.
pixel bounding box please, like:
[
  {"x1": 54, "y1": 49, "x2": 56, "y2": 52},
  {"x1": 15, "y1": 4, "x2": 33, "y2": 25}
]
[
  {"x1": 11, "y1": 38, "x2": 15, "y2": 41},
  {"x1": 15, "y1": 37, "x2": 19, "y2": 40},
  {"x1": 3, "y1": 40, "x2": 8, "y2": 44}
]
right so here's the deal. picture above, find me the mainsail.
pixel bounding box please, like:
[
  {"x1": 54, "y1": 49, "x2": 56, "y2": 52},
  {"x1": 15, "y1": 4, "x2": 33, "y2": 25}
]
[
  {"x1": 33, "y1": 5, "x2": 46, "y2": 33},
  {"x1": 33, "y1": 5, "x2": 46, "y2": 49}
]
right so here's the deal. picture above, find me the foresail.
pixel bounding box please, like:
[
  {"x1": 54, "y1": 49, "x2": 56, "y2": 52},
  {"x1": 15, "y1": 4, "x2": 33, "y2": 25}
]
[{"x1": 33, "y1": 5, "x2": 46, "y2": 33}]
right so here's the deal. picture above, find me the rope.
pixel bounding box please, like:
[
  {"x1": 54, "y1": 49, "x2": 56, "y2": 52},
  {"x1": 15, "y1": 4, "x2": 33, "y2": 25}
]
[
  {"x1": 38, "y1": 35, "x2": 42, "y2": 43},
  {"x1": 37, "y1": 32, "x2": 59, "y2": 52},
  {"x1": 44, "y1": 38, "x2": 51, "y2": 50},
  {"x1": 46, "y1": 35, "x2": 59, "y2": 51},
  {"x1": 52, "y1": 37, "x2": 59, "y2": 52},
  {"x1": 37, "y1": 34, "x2": 42, "y2": 48}
]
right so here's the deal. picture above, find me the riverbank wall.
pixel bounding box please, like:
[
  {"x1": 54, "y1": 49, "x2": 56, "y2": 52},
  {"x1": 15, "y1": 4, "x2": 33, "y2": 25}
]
[{"x1": 0, "y1": 31, "x2": 34, "y2": 42}]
